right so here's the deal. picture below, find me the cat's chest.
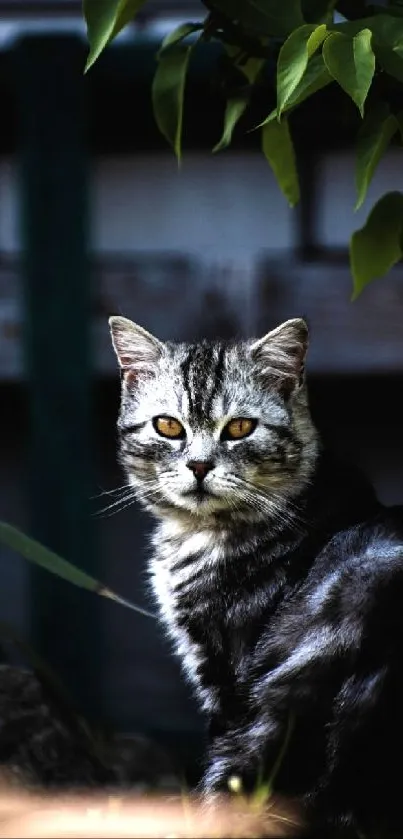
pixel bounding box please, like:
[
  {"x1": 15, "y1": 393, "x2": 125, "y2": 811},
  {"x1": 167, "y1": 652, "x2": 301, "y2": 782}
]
[
  {"x1": 149, "y1": 525, "x2": 232, "y2": 711},
  {"x1": 149, "y1": 526, "x2": 224, "y2": 632}
]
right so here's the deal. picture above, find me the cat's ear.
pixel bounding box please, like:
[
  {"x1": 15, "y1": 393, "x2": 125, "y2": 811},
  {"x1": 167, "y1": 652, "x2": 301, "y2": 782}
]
[
  {"x1": 109, "y1": 316, "x2": 163, "y2": 383},
  {"x1": 250, "y1": 318, "x2": 308, "y2": 397}
]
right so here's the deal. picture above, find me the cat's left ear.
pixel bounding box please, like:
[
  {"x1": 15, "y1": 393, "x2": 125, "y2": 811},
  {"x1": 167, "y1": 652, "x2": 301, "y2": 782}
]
[
  {"x1": 250, "y1": 318, "x2": 308, "y2": 397},
  {"x1": 109, "y1": 316, "x2": 163, "y2": 384}
]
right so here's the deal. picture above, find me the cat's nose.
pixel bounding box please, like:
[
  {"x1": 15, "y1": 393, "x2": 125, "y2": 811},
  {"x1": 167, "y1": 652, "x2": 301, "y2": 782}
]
[{"x1": 186, "y1": 460, "x2": 214, "y2": 481}]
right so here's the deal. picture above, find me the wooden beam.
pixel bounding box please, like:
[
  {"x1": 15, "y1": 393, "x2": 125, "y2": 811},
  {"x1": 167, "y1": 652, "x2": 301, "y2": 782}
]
[{"x1": 14, "y1": 35, "x2": 101, "y2": 721}]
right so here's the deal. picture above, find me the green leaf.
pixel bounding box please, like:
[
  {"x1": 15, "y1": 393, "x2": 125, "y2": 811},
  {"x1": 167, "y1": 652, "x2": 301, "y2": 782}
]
[
  {"x1": 286, "y1": 52, "x2": 332, "y2": 106},
  {"x1": 258, "y1": 108, "x2": 278, "y2": 128},
  {"x1": 152, "y1": 38, "x2": 196, "y2": 161},
  {"x1": 84, "y1": 0, "x2": 146, "y2": 72},
  {"x1": 213, "y1": 98, "x2": 248, "y2": 152},
  {"x1": 366, "y1": 15, "x2": 403, "y2": 49},
  {"x1": 376, "y1": 44, "x2": 403, "y2": 84},
  {"x1": 330, "y1": 14, "x2": 403, "y2": 43},
  {"x1": 330, "y1": 12, "x2": 403, "y2": 81},
  {"x1": 238, "y1": 56, "x2": 265, "y2": 84},
  {"x1": 355, "y1": 103, "x2": 399, "y2": 210},
  {"x1": 210, "y1": 0, "x2": 304, "y2": 38},
  {"x1": 350, "y1": 191, "x2": 403, "y2": 299},
  {"x1": 363, "y1": 13, "x2": 403, "y2": 83},
  {"x1": 157, "y1": 22, "x2": 202, "y2": 57},
  {"x1": 223, "y1": 44, "x2": 265, "y2": 84},
  {"x1": 307, "y1": 22, "x2": 329, "y2": 53},
  {"x1": 0, "y1": 521, "x2": 154, "y2": 618},
  {"x1": 323, "y1": 29, "x2": 375, "y2": 116},
  {"x1": 261, "y1": 118, "x2": 300, "y2": 207},
  {"x1": 277, "y1": 23, "x2": 328, "y2": 116},
  {"x1": 258, "y1": 54, "x2": 332, "y2": 129}
]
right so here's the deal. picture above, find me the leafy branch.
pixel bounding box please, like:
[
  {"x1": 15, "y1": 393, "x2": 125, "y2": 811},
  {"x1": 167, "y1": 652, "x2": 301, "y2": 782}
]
[{"x1": 82, "y1": 0, "x2": 403, "y2": 297}]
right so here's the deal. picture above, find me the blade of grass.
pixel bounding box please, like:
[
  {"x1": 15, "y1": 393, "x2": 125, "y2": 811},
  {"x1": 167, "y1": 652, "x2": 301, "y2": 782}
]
[
  {"x1": 251, "y1": 712, "x2": 295, "y2": 809},
  {"x1": 0, "y1": 521, "x2": 155, "y2": 619}
]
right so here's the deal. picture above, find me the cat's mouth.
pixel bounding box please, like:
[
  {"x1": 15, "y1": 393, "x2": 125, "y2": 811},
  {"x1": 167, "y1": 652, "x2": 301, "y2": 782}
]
[{"x1": 183, "y1": 486, "x2": 216, "y2": 502}]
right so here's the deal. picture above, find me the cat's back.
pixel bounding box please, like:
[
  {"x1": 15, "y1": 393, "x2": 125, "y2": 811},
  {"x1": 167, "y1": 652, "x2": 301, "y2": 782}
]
[
  {"x1": 308, "y1": 504, "x2": 403, "y2": 616},
  {"x1": 252, "y1": 504, "x2": 403, "y2": 695}
]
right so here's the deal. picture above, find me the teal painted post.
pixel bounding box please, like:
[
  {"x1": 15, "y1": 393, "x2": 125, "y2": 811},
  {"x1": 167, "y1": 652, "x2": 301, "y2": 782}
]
[{"x1": 14, "y1": 36, "x2": 100, "y2": 720}]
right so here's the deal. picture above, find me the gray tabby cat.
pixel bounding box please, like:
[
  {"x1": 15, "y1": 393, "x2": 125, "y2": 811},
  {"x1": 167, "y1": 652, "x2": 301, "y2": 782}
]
[
  {"x1": 109, "y1": 314, "x2": 317, "y2": 694},
  {"x1": 110, "y1": 315, "x2": 403, "y2": 839}
]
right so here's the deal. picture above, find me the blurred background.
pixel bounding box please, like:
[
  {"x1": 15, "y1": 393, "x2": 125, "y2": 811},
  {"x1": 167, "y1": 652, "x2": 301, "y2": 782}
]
[{"x1": 1, "y1": 0, "x2": 403, "y2": 783}]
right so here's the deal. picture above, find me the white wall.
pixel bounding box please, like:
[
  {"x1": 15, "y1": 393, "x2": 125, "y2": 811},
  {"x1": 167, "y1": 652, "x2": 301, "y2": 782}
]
[
  {"x1": 317, "y1": 148, "x2": 403, "y2": 246},
  {"x1": 2, "y1": 147, "x2": 403, "y2": 378},
  {"x1": 2, "y1": 147, "x2": 401, "y2": 255},
  {"x1": 0, "y1": 152, "x2": 294, "y2": 259}
]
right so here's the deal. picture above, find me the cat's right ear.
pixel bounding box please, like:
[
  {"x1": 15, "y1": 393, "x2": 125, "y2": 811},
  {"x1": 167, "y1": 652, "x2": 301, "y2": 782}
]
[{"x1": 109, "y1": 316, "x2": 163, "y2": 384}]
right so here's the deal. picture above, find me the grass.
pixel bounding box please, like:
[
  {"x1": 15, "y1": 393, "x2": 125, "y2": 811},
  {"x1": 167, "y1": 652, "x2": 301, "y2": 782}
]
[{"x1": 0, "y1": 785, "x2": 302, "y2": 838}]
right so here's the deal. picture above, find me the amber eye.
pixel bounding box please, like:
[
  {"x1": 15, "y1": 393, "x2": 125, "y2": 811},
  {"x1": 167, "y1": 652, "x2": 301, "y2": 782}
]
[
  {"x1": 153, "y1": 416, "x2": 185, "y2": 439},
  {"x1": 222, "y1": 418, "x2": 257, "y2": 440}
]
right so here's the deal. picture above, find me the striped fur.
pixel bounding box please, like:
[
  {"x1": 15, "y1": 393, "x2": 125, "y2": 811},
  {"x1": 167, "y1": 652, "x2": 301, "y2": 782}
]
[{"x1": 110, "y1": 316, "x2": 403, "y2": 838}]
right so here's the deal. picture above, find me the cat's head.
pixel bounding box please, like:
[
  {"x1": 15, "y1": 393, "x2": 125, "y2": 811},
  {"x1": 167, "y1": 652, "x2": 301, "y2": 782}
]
[{"x1": 109, "y1": 317, "x2": 319, "y2": 524}]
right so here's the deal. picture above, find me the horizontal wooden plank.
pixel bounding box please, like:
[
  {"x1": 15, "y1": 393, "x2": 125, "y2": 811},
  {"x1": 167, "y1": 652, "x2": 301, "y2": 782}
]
[
  {"x1": 255, "y1": 258, "x2": 403, "y2": 373},
  {"x1": 0, "y1": 253, "x2": 247, "y2": 380},
  {"x1": 1, "y1": 254, "x2": 403, "y2": 378}
]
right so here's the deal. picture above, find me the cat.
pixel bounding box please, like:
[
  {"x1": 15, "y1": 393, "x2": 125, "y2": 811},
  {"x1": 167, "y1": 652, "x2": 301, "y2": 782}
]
[{"x1": 109, "y1": 314, "x2": 403, "y2": 839}]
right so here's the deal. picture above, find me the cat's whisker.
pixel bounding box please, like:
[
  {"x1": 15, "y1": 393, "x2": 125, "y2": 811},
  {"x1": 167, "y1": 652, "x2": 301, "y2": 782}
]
[
  {"x1": 91, "y1": 483, "x2": 133, "y2": 501},
  {"x1": 96, "y1": 498, "x2": 139, "y2": 518},
  {"x1": 94, "y1": 492, "x2": 138, "y2": 517},
  {"x1": 232, "y1": 475, "x2": 306, "y2": 531}
]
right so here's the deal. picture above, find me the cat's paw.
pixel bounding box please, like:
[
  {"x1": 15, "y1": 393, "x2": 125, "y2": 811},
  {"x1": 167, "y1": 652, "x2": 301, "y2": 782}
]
[
  {"x1": 199, "y1": 759, "x2": 237, "y2": 798},
  {"x1": 200, "y1": 759, "x2": 258, "y2": 801}
]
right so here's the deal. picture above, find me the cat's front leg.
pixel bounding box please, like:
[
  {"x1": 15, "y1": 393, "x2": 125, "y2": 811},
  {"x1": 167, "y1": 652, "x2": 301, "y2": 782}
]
[
  {"x1": 200, "y1": 714, "x2": 279, "y2": 797},
  {"x1": 200, "y1": 731, "x2": 250, "y2": 796}
]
